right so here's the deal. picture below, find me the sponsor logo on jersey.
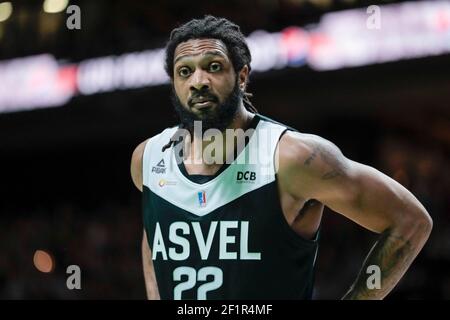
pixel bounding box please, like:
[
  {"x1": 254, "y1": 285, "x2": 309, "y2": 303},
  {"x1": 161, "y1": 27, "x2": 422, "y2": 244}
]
[
  {"x1": 158, "y1": 179, "x2": 177, "y2": 187},
  {"x1": 152, "y1": 159, "x2": 166, "y2": 174},
  {"x1": 236, "y1": 171, "x2": 256, "y2": 183},
  {"x1": 198, "y1": 191, "x2": 207, "y2": 207}
]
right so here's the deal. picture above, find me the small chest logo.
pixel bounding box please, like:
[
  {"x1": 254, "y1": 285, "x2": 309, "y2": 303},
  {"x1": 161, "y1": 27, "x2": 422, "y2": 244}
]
[
  {"x1": 152, "y1": 159, "x2": 166, "y2": 174},
  {"x1": 197, "y1": 191, "x2": 207, "y2": 207},
  {"x1": 236, "y1": 171, "x2": 256, "y2": 183},
  {"x1": 158, "y1": 179, "x2": 177, "y2": 187}
]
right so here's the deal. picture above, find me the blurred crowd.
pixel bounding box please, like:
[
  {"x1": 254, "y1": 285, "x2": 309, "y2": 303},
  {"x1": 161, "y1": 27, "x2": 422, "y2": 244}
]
[
  {"x1": 1, "y1": 133, "x2": 448, "y2": 299},
  {"x1": 0, "y1": 201, "x2": 144, "y2": 299}
]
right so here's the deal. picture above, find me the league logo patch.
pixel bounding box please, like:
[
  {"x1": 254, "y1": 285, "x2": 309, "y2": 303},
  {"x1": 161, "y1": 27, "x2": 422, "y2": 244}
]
[{"x1": 198, "y1": 191, "x2": 207, "y2": 207}]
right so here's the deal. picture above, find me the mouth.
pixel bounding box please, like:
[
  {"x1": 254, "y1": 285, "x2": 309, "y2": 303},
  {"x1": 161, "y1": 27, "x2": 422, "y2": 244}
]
[
  {"x1": 193, "y1": 100, "x2": 215, "y2": 109},
  {"x1": 190, "y1": 97, "x2": 217, "y2": 109}
]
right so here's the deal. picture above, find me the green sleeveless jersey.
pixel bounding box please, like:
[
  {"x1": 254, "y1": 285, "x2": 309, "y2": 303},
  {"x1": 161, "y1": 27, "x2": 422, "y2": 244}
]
[{"x1": 142, "y1": 114, "x2": 319, "y2": 300}]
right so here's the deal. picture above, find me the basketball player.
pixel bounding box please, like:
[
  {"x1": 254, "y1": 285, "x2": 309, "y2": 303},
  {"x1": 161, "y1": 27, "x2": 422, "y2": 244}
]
[{"x1": 130, "y1": 16, "x2": 432, "y2": 300}]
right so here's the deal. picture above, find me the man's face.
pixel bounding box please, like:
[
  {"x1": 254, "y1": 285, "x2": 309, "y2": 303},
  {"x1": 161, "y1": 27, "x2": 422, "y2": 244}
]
[{"x1": 171, "y1": 38, "x2": 245, "y2": 132}]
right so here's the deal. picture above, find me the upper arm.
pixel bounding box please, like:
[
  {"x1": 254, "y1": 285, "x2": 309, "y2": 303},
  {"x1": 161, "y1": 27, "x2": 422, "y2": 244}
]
[
  {"x1": 277, "y1": 131, "x2": 432, "y2": 234},
  {"x1": 131, "y1": 139, "x2": 149, "y2": 192}
]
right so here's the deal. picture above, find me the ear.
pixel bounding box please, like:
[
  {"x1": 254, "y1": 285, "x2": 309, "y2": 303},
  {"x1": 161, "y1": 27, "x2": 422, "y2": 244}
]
[{"x1": 238, "y1": 65, "x2": 249, "y2": 91}]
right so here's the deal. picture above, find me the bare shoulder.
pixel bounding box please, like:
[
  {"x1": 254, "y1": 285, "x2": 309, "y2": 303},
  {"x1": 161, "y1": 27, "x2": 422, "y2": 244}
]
[
  {"x1": 132, "y1": 139, "x2": 149, "y2": 163},
  {"x1": 277, "y1": 131, "x2": 348, "y2": 175},
  {"x1": 130, "y1": 139, "x2": 150, "y2": 192},
  {"x1": 276, "y1": 130, "x2": 353, "y2": 199}
]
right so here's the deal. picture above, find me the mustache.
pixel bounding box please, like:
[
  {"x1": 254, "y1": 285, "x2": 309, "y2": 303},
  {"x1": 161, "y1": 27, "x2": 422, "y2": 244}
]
[{"x1": 188, "y1": 89, "x2": 219, "y2": 106}]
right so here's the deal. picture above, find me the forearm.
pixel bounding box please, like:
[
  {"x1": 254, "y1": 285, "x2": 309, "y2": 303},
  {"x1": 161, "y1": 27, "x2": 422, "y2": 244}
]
[
  {"x1": 143, "y1": 257, "x2": 160, "y2": 300},
  {"x1": 342, "y1": 221, "x2": 431, "y2": 300},
  {"x1": 142, "y1": 231, "x2": 160, "y2": 300},
  {"x1": 276, "y1": 131, "x2": 433, "y2": 299}
]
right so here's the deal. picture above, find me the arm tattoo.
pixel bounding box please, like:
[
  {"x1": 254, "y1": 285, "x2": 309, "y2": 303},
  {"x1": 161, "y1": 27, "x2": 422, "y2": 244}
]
[
  {"x1": 303, "y1": 139, "x2": 349, "y2": 180},
  {"x1": 303, "y1": 148, "x2": 317, "y2": 166},
  {"x1": 322, "y1": 170, "x2": 342, "y2": 180},
  {"x1": 343, "y1": 228, "x2": 414, "y2": 299}
]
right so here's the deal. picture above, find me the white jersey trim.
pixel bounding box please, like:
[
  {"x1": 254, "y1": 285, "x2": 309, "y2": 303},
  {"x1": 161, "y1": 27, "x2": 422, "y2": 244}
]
[{"x1": 143, "y1": 118, "x2": 286, "y2": 216}]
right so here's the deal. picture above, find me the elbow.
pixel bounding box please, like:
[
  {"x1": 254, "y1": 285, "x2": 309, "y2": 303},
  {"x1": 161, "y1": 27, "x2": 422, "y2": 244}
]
[
  {"x1": 418, "y1": 211, "x2": 433, "y2": 239},
  {"x1": 414, "y1": 206, "x2": 433, "y2": 236},
  {"x1": 414, "y1": 212, "x2": 433, "y2": 251},
  {"x1": 398, "y1": 208, "x2": 433, "y2": 245}
]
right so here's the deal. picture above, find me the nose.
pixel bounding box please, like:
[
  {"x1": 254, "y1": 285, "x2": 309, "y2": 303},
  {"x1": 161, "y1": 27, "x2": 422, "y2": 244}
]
[{"x1": 189, "y1": 69, "x2": 210, "y2": 92}]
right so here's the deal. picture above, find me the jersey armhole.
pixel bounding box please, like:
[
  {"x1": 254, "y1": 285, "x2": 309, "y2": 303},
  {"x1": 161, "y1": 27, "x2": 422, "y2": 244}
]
[
  {"x1": 142, "y1": 127, "x2": 176, "y2": 189},
  {"x1": 273, "y1": 128, "x2": 291, "y2": 177},
  {"x1": 142, "y1": 139, "x2": 153, "y2": 188},
  {"x1": 273, "y1": 128, "x2": 321, "y2": 247}
]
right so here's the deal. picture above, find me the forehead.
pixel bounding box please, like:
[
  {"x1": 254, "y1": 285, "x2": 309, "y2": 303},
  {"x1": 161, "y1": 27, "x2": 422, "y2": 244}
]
[{"x1": 174, "y1": 38, "x2": 230, "y2": 62}]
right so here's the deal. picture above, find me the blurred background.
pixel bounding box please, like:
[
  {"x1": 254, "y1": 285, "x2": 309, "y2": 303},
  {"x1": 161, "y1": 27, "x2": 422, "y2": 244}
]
[{"x1": 0, "y1": 0, "x2": 449, "y2": 299}]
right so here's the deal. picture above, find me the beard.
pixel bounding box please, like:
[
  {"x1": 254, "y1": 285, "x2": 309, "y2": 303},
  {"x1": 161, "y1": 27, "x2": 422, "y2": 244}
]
[{"x1": 171, "y1": 80, "x2": 242, "y2": 134}]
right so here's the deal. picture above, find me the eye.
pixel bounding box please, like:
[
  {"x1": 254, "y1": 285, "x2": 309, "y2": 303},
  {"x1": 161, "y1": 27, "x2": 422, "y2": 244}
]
[
  {"x1": 178, "y1": 66, "x2": 192, "y2": 78},
  {"x1": 209, "y1": 62, "x2": 222, "y2": 73}
]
